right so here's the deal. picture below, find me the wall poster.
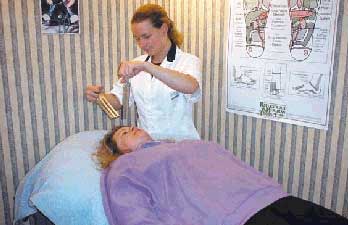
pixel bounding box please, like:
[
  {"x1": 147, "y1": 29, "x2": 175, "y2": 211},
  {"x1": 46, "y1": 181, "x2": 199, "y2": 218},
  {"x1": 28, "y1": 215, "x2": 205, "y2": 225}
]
[
  {"x1": 226, "y1": 0, "x2": 339, "y2": 130},
  {"x1": 41, "y1": 0, "x2": 79, "y2": 34}
]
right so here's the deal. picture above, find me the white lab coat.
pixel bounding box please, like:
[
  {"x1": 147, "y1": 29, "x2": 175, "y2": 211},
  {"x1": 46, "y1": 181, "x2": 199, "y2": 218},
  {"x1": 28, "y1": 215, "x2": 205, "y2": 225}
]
[{"x1": 110, "y1": 47, "x2": 201, "y2": 141}]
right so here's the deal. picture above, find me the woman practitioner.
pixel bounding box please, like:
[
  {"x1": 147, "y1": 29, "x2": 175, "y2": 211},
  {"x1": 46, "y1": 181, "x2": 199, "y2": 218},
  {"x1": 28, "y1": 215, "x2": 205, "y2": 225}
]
[{"x1": 85, "y1": 4, "x2": 201, "y2": 141}]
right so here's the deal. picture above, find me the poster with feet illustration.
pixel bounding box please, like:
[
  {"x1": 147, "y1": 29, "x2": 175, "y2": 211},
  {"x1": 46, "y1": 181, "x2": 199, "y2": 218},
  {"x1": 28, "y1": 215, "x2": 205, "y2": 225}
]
[{"x1": 226, "y1": 0, "x2": 339, "y2": 130}]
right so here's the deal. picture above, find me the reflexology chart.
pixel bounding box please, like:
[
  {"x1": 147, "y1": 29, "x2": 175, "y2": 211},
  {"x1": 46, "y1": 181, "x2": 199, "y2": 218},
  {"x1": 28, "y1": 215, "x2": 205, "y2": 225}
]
[{"x1": 226, "y1": 0, "x2": 339, "y2": 129}]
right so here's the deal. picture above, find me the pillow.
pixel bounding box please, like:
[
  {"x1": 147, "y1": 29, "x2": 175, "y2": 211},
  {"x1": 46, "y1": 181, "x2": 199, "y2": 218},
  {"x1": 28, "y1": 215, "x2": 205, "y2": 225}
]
[{"x1": 14, "y1": 130, "x2": 109, "y2": 225}]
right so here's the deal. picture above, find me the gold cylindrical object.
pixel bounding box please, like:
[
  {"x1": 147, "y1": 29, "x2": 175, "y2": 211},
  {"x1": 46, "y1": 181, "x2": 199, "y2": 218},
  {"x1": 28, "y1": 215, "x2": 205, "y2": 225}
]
[{"x1": 97, "y1": 93, "x2": 120, "y2": 119}]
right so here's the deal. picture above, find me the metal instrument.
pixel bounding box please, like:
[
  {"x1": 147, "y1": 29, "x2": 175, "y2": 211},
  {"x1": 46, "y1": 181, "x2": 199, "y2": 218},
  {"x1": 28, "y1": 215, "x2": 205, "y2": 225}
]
[
  {"x1": 97, "y1": 93, "x2": 120, "y2": 119},
  {"x1": 122, "y1": 81, "x2": 131, "y2": 125}
]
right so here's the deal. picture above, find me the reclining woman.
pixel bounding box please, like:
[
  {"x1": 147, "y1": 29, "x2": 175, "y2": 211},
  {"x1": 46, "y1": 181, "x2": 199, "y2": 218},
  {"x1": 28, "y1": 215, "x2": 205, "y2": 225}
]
[{"x1": 95, "y1": 126, "x2": 348, "y2": 225}]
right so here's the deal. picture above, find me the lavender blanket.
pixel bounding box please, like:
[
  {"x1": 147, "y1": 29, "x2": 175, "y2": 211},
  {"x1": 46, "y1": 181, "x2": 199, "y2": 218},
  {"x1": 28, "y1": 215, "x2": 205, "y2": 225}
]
[{"x1": 101, "y1": 140, "x2": 287, "y2": 225}]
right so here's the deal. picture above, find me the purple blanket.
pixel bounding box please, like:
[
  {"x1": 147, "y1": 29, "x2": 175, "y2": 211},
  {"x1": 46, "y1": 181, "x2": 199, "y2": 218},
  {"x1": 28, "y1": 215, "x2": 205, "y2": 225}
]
[{"x1": 101, "y1": 140, "x2": 287, "y2": 225}]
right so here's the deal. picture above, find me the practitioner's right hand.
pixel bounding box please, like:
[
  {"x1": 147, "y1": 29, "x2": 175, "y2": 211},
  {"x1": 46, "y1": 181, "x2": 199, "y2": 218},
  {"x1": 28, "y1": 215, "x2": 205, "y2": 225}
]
[{"x1": 85, "y1": 85, "x2": 104, "y2": 103}]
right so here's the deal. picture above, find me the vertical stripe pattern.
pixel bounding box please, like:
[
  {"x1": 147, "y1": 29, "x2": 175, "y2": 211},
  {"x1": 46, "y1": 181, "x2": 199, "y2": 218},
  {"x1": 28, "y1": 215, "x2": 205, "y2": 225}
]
[{"x1": 0, "y1": 0, "x2": 348, "y2": 224}]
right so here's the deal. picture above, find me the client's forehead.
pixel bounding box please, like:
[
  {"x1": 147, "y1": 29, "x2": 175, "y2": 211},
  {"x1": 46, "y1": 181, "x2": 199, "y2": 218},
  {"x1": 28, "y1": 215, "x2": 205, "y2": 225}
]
[{"x1": 114, "y1": 127, "x2": 130, "y2": 137}]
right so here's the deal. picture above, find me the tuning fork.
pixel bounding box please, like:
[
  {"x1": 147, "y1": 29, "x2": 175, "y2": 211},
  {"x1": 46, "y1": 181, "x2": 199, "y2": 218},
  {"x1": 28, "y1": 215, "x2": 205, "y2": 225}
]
[
  {"x1": 122, "y1": 80, "x2": 131, "y2": 125},
  {"x1": 97, "y1": 93, "x2": 120, "y2": 119}
]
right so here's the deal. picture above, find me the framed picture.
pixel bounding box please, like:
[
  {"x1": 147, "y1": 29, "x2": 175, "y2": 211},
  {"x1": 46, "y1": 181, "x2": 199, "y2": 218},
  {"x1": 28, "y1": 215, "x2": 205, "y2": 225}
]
[{"x1": 41, "y1": 0, "x2": 79, "y2": 34}]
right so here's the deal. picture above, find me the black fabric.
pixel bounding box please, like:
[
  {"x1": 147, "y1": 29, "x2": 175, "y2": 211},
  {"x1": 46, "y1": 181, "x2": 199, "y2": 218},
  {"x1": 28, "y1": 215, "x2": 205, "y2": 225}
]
[
  {"x1": 144, "y1": 41, "x2": 176, "y2": 63},
  {"x1": 244, "y1": 196, "x2": 348, "y2": 225},
  {"x1": 167, "y1": 41, "x2": 176, "y2": 62}
]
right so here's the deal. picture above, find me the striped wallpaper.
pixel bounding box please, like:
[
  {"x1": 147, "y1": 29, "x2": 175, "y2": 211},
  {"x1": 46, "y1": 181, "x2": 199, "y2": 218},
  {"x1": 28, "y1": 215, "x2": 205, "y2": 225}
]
[{"x1": 0, "y1": 0, "x2": 347, "y2": 224}]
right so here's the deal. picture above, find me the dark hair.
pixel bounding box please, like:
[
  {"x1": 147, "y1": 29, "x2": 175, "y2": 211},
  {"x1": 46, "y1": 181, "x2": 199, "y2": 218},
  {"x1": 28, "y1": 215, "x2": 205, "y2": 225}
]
[
  {"x1": 93, "y1": 126, "x2": 125, "y2": 169},
  {"x1": 103, "y1": 126, "x2": 124, "y2": 155},
  {"x1": 131, "y1": 4, "x2": 183, "y2": 47}
]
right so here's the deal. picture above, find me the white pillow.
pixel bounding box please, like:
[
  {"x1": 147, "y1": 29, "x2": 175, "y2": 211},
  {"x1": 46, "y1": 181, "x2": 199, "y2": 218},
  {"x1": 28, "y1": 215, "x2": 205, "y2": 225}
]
[{"x1": 14, "y1": 130, "x2": 109, "y2": 225}]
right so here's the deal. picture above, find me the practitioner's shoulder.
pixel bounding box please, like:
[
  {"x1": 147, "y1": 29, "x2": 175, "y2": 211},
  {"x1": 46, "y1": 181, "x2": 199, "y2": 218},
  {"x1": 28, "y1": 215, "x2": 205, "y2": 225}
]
[{"x1": 176, "y1": 48, "x2": 200, "y2": 62}]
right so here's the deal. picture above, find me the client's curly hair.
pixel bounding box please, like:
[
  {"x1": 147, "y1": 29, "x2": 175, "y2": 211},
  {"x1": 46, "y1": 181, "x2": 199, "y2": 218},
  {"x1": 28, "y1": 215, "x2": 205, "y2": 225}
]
[{"x1": 93, "y1": 126, "x2": 125, "y2": 169}]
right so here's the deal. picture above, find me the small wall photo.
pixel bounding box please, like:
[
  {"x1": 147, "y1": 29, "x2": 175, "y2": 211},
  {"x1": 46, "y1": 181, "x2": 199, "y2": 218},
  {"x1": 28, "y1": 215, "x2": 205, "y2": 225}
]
[{"x1": 41, "y1": 0, "x2": 79, "y2": 34}]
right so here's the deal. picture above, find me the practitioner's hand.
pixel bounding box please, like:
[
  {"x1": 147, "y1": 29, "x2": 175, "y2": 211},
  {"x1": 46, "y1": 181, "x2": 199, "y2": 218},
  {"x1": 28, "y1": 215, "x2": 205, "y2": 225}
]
[
  {"x1": 85, "y1": 85, "x2": 104, "y2": 103},
  {"x1": 118, "y1": 61, "x2": 146, "y2": 83}
]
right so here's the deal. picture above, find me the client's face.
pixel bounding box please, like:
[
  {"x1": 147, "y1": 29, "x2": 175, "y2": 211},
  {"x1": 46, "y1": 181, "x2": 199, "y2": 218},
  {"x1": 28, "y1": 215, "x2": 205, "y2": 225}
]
[{"x1": 112, "y1": 127, "x2": 152, "y2": 153}]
